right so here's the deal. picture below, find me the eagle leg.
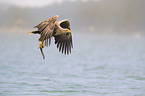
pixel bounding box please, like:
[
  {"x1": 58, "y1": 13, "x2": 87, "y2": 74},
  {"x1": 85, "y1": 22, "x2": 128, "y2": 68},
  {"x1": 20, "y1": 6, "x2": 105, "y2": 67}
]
[{"x1": 38, "y1": 42, "x2": 45, "y2": 59}]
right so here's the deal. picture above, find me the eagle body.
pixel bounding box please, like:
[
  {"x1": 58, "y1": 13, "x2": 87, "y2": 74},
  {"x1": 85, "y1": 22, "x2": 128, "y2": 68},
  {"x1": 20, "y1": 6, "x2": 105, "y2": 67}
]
[{"x1": 28, "y1": 15, "x2": 73, "y2": 59}]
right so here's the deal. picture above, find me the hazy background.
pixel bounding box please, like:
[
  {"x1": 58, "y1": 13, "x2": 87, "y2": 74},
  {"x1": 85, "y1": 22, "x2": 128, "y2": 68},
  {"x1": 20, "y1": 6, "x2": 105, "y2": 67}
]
[
  {"x1": 0, "y1": 0, "x2": 145, "y2": 96},
  {"x1": 0, "y1": 0, "x2": 145, "y2": 34}
]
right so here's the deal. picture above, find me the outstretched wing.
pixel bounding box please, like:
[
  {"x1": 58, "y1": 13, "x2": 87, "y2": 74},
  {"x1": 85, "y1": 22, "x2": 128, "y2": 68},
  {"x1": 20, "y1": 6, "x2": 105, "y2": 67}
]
[
  {"x1": 54, "y1": 33, "x2": 73, "y2": 55},
  {"x1": 34, "y1": 15, "x2": 59, "y2": 46}
]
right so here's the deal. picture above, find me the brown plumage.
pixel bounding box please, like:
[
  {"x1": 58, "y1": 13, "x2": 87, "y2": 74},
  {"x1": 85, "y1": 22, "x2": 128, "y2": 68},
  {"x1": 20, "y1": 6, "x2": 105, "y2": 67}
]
[{"x1": 28, "y1": 15, "x2": 73, "y2": 59}]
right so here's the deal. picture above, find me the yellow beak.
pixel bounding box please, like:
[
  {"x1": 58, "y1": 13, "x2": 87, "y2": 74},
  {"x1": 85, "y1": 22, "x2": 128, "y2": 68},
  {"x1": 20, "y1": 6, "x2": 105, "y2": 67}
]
[{"x1": 66, "y1": 30, "x2": 71, "y2": 33}]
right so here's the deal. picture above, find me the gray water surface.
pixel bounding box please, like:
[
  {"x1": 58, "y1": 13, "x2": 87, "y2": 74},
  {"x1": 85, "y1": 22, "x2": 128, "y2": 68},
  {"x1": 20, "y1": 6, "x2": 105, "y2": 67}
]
[{"x1": 0, "y1": 32, "x2": 145, "y2": 96}]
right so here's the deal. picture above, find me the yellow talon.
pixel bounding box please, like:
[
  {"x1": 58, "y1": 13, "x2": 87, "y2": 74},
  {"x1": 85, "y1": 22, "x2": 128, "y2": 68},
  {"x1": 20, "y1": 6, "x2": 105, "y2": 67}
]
[
  {"x1": 39, "y1": 42, "x2": 44, "y2": 48},
  {"x1": 38, "y1": 42, "x2": 45, "y2": 59}
]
